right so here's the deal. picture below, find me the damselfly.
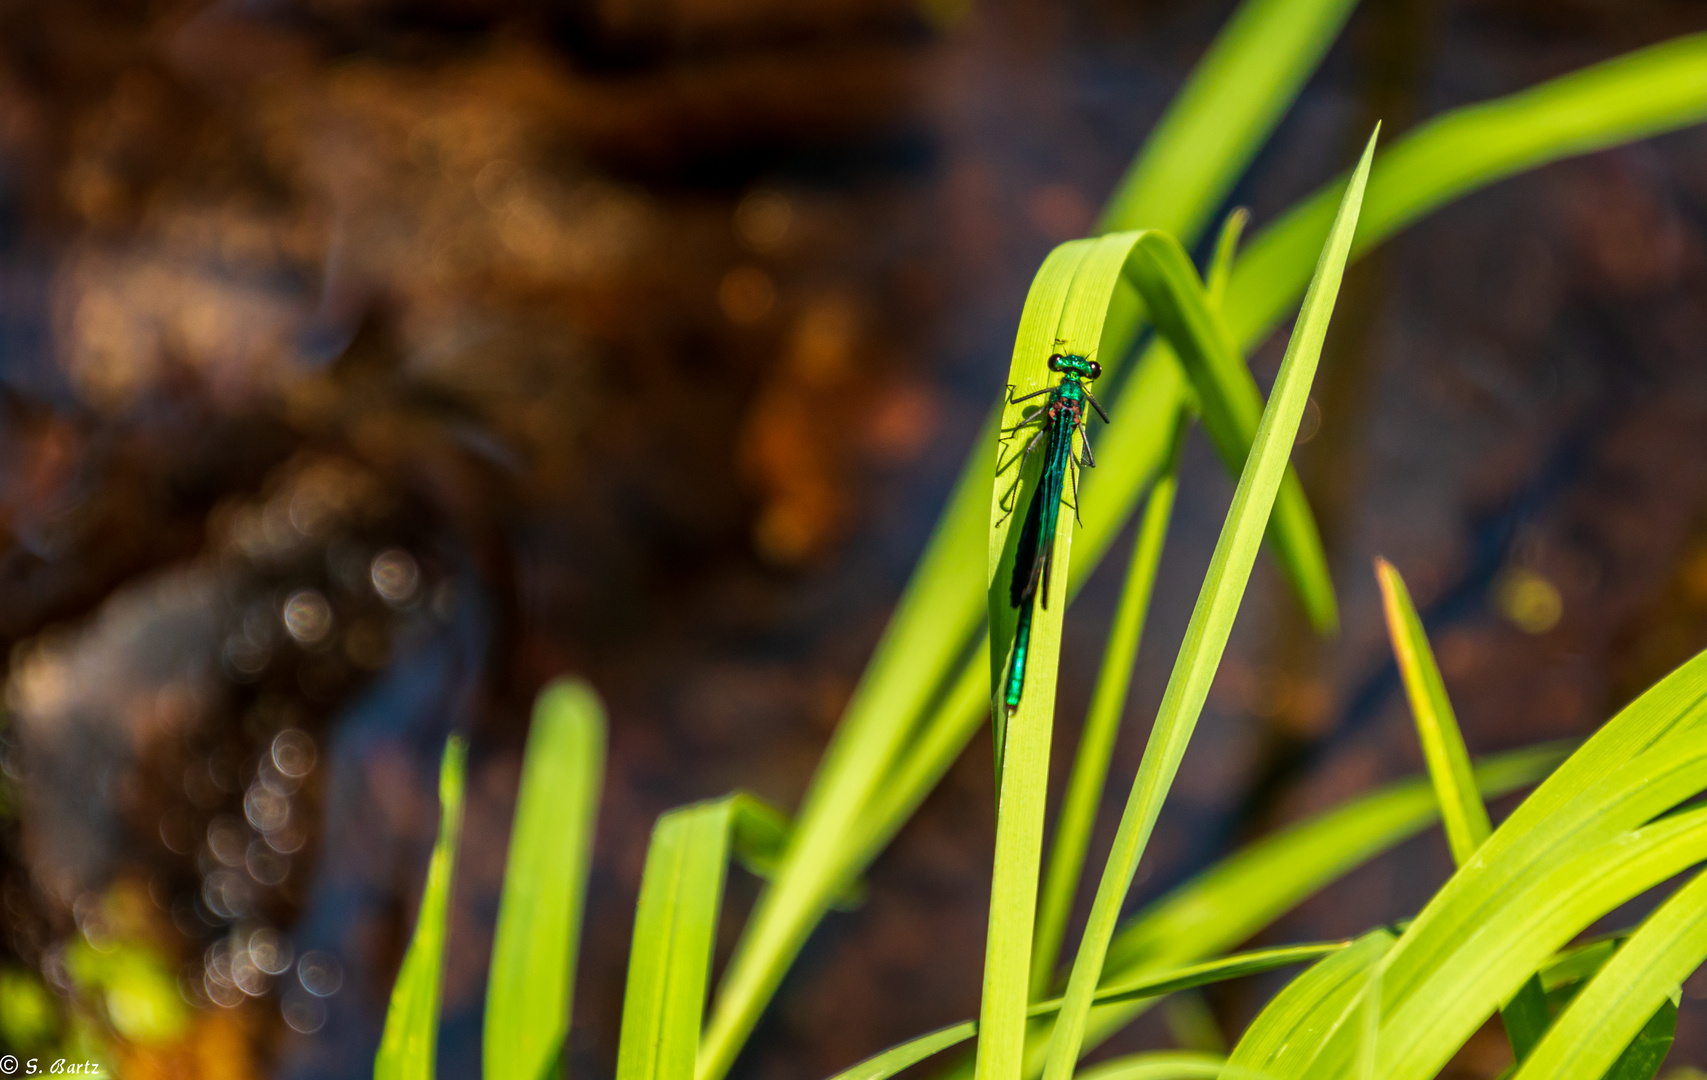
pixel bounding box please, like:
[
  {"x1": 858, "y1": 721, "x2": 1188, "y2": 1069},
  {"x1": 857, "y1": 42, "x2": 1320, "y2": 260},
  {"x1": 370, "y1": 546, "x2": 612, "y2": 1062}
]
[{"x1": 996, "y1": 348, "x2": 1108, "y2": 716}]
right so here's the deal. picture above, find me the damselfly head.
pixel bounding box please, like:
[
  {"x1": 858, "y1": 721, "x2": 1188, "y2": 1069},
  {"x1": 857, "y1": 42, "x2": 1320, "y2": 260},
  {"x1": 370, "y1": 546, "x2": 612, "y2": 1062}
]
[{"x1": 1048, "y1": 352, "x2": 1101, "y2": 381}]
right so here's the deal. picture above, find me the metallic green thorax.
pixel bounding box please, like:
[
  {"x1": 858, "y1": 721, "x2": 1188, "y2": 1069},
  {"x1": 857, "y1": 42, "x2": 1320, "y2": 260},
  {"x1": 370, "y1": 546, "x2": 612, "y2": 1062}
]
[{"x1": 998, "y1": 352, "x2": 1107, "y2": 717}]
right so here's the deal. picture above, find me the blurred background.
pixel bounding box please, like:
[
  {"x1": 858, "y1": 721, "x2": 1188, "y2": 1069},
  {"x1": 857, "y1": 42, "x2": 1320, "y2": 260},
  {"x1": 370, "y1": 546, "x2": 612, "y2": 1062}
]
[{"x1": 1, "y1": 0, "x2": 1706, "y2": 1076}]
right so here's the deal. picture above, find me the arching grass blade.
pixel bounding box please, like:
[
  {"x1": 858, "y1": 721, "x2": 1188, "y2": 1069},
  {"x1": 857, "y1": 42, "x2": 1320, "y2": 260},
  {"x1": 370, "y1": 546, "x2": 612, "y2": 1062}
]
[{"x1": 1037, "y1": 127, "x2": 1379, "y2": 1080}]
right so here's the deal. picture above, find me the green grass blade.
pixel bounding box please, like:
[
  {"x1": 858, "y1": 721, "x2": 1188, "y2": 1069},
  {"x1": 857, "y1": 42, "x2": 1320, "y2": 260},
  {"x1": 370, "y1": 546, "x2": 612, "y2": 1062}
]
[
  {"x1": 829, "y1": 946, "x2": 1338, "y2": 1080},
  {"x1": 848, "y1": 647, "x2": 990, "y2": 872},
  {"x1": 1102, "y1": 746, "x2": 1567, "y2": 980},
  {"x1": 1031, "y1": 419, "x2": 1185, "y2": 1000},
  {"x1": 1329, "y1": 557, "x2": 1577, "y2": 1069},
  {"x1": 1079, "y1": 32, "x2": 1707, "y2": 611},
  {"x1": 832, "y1": 1021, "x2": 983, "y2": 1080},
  {"x1": 728, "y1": 794, "x2": 866, "y2": 910},
  {"x1": 943, "y1": 744, "x2": 1566, "y2": 1080},
  {"x1": 1376, "y1": 805, "x2": 1707, "y2": 1080},
  {"x1": 981, "y1": 198, "x2": 1356, "y2": 1079},
  {"x1": 376, "y1": 735, "x2": 468, "y2": 1080},
  {"x1": 1096, "y1": 0, "x2": 1360, "y2": 240},
  {"x1": 977, "y1": 242, "x2": 1100, "y2": 1080},
  {"x1": 1074, "y1": 1052, "x2": 1225, "y2": 1080},
  {"x1": 620, "y1": 801, "x2": 739, "y2": 1080},
  {"x1": 1597, "y1": 1000, "x2": 1679, "y2": 1080},
  {"x1": 1502, "y1": 982, "x2": 1552, "y2": 1065},
  {"x1": 1085, "y1": 943, "x2": 1346, "y2": 1008},
  {"x1": 485, "y1": 681, "x2": 606, "y2": 1080},
  {"x1": 1124, "y1": 228, "x2": 1337, "y2": 631},
  {"x1": 1372, "y1": 758, "x2": 1707, "y2": 1080},
  {"x1": 1375, "y1": 559, "x2": 1490, "y2": 863},
  {"x1": 1539, "y1": 936, "x2": 1622, "y2": 997},
  {"x1": 623, "y1": 794, "x2": 820, "y2": 1080},
  {"x1": 1222, "y1": 929, "x2": 1395, "y2": 1080},
  {"x1": 1225, "y1": 33, "x2": 1707, "y2": 349},
  {"x1": 1038, "y1": 128, "x2": 1379, "y2": 1080},
  {"x1": 979, "y1": 226, "x2": 1181, "y2": 1080},
  {"x1": 1205, "y1": 210, "x2": 1248, "y2": 310},
  {"x1": 1361, "y1": 646, "x2": 1707, "y2": 1080},
  {"x1": 1512, "y1": 865, "x2": 1707, "y2": 1080},
  {"x1": 1374, "y1": 558, "x2": 1551, "y2": 1057},
  {"x1": 697, "y1": 426, "x2": 995, "y2": 1080}
]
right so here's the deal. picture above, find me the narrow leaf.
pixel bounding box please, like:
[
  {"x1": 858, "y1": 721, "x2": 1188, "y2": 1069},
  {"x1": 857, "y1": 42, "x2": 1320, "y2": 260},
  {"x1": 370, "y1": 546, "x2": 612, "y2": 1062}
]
[
  {"x1": 1032, "y1": 420, "x2": 1184, "y2": 999},
  {"x1": 1205, "y1": 209, "x2": 1249, "y2": 310},
  {"x1": 1087, "y1": 943, "x2": 1347, "y2": 1008},
  {"x1": 1124, "y1": 229, "x2": 1337, "y2": 631},
  {"x1": 1512, "y1": 864, "x2": 1707, "y2": 1080},
  {"x1": 1375, "y1": 559, "x2": 1553, "y2": 1059},
  {"x1": 980, "y1": 201, "x2": 1355, "y2": 1079},
  {"x1": 730, "y1": 793, "x2": 865, "y2": 910},
  {"x1": 376, "y1": 735, "x2": 468, "y2": 1080},
  {"x1": 1222, "y1": 929, "x2": 1395, "y2": 1080},
  {"x1": 620, "y1": 795, "x2": 802, "y2": 1080},
  {"x1": 1366, "y1": 645, "x2": 1707, "y2": 1080},
  {"x1": 1097, "y1": 0, "x2": 1360, "y2": 240},
  {"x1": 977, "y1": 237, "x2": 1124, "y2": 1080},
  {"x1": 1075, "y1": 1052, "x2": 1225, "y2": 1080},
  {"x1": 485, "y1": 680, "x2": 606, "y2": 1080},
  {"x1": 826, "y1": 945, "x2": 1337, "y2": 1080},
  {"x1": 945, "y1": 746, "x2": 1569, "y2": 1080},
  {"x1": 1225, "y1": 33, "x2": 1707, "y2": 349},
  {"x1": 1539, "y1": 935, "x2": 1623, "y2": 996},
  {"x1": 1599, "y1": 999, "x2": 1678, "y2": 1080},
  {"x1": 831, "y1": 1021, "x2": 980, "y2": 1080},
  {"x1": 1377, "y1": 803, "x2": 1707, "y2": 1079},
  {"x1": 1375, "y1": 559, "x2": 1490, "y2": 862},
  {"x1": 620, "y1": 802, "x2": 738, "y2": 1080}
]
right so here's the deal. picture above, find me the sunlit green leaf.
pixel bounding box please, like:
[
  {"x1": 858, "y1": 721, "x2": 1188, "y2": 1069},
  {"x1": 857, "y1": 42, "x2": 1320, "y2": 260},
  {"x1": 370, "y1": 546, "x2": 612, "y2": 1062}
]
[
  {"x1": 1032, "y1": 422, "x2": 1184, "y2": 999},
  {"x1": 1375, "y1": 559, "x2": 1490, "y2": 864},
  {"x1": 1124, "y1": 229, "x2": 1336, "y2": 630},
  {"x1": 1513, "y1": 864, "x2": 1707, "y2": 1080},
  {"x1": 1375, "y1": 558, "x2": 1548, "y2": 1057},
  {"x1": 376, "y1": 735, "x2": 468, "y2": 1080},
  {"x1": 620, "y1": 793, "x2": 832, "y2": 1080},
  {"x1": 1064, "y1": 1051, "x2": 1225, "y2": 1080},
  {"x1": 485, "y1": 680, "x2": 606, "y2": 1080},
  {"x1": 826, "y1": 944, "x2": 1337, "y2": 1080},
  {"x1": 1225, "y1": 33, "x2": 1707, "y2": 348},
  {"x1": 1222, "y1": 929, "x2": 1395, "y2": 1080},
  {"x1": 1371, "y1": 659, "x2": 1707, "y2": 1080}
]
